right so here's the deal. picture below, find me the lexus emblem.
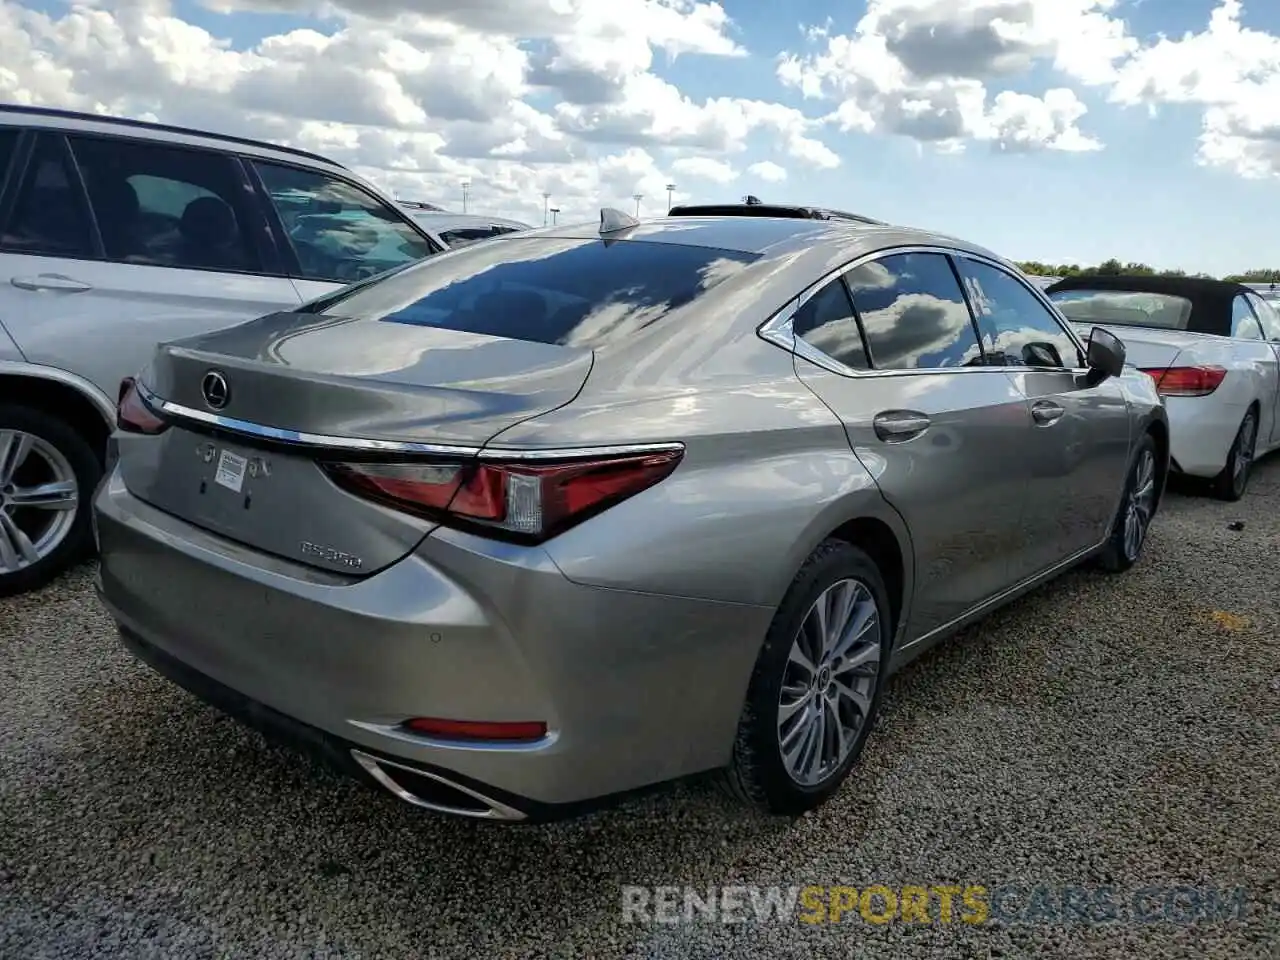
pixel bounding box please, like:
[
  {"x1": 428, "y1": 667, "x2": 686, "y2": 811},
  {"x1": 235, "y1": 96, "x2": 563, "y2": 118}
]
[{"x1": 201, "y1": 370, "x2": 230, "y2": 411}]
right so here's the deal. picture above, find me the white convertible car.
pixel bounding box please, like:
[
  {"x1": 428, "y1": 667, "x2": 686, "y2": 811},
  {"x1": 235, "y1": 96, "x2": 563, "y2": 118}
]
[{"x1": 1047, "y1": 275, "x2": 1280, "y2": 501}]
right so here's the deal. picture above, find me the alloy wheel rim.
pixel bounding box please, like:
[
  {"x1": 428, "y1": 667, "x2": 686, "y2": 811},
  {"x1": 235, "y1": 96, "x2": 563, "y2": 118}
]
[
  {"x1": 0, "y1": 430, "x2": 79, "y2": 575},
  {"x1": 777, "y1": 578, "x2": 883, "y2": 787},
  {"x1": 1123, "y1": 448, "x2": 1156, "y2": 562}
]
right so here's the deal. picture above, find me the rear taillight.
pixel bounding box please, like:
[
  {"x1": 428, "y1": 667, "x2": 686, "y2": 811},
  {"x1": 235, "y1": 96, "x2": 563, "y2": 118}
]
[
  {"x1": 321, "y1": 447, "x2": 683, "y2": 543},
  {"x1": 1140, "y1": 365, "x2": 1227, "y2": 397},
  {"x1": 116, "y1": 377, "x2": 168, "y2": 434}
]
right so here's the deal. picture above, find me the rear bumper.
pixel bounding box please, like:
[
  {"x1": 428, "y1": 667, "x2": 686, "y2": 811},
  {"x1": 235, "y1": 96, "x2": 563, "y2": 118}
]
[
  {"x1": 93, "y1": 469, "x2": 772, "y2": 817},
  {"x1": 1162, "y1": 396, "x2": 1248, "y2": 478}
]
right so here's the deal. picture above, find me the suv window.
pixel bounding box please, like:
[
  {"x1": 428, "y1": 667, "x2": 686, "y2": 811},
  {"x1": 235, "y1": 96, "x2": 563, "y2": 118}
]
[
  {"x1": 1246, "y1": 293, "x2": 1280, "y2": 341},
  {"x1": 309, "y1": 236, "x2": 759, "y2": 349},
  {"x1": 67, "y1": 135, "x2": 260, "y2": 273},
  {"x1": 1231, "y1": 295, "x2": 1264, "y2": 340},
  {"x1": 254, "y1": 162, "x2": 436, "y2": 284},
  {"x1": 0, "y1": 129, "x2": 19, "y2": 190},
  {"x1": 955, "y1": 258, "x2": 1082, "y2": 368},
  {"x1": 844, "y1": 252, "x2": 981, "y2": 370},
  {"x1": 791, "y1": 277, "x2": 868, "y2": 370},
  {"x1": 1, "y1": 136, "x2": 94, "y2": 258}
]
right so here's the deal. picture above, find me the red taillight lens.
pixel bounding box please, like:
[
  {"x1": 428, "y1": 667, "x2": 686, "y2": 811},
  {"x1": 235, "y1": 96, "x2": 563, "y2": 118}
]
[
  {"x1": 1139, "y1": 365, "x2": 1227, "y2": 397},
  {"x1": 116, "y1": 377, "x2": 168, "y2": 434},
  {"x1": 402, "y1": 717, "x2": 548, "y2": 742},
  {"x1": 321, "y1": 447, "x2": 683, "y2": 542}
]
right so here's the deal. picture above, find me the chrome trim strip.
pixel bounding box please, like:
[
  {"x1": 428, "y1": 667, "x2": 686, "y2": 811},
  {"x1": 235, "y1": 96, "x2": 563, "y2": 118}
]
[
  {"x1": 145, "y1": 387, "x2": 685, "y2": 461},
  {"x1": 757, "y1": 243, "x2": 1091, "y2": 380},
  {"x1": 350, "y1": 749, "x2": 527, "y2": 821}
]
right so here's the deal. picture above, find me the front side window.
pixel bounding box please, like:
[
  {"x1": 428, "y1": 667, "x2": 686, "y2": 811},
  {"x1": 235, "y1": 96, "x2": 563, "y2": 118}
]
[
  {"x1": 1246, "y1": 293, "x2": 1280, "y2": 340},
  {"x1": 844, "y1": 252, "x2": 982, "y2": 370},
  {"x1": 792, "y1": 277, "x2": 868, "y2": 370},
  {"x1": 957, "y1": 259, "x2": 1082, "y2": 368},
  {"x1": 255, "y1": 162, "x2": 436, "y2": 284},
  {"x1": 1, "y1": 136, "x2": 94, "y2": 258},
  {"x1": 1231, "y1": 295, "x2": 1264, "y2": 340},
  {"x1": 68, "y1": 135, "x2": 260, "y2": 272},
  {"x1": 308, "y1": 237, "x2": 759, "y2": 349}
]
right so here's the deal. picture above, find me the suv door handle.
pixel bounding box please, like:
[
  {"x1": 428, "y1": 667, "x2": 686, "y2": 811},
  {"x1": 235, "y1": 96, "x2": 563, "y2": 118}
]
[
  {"x1": 11, "y1": 274, "x2": 93, "y2": 293},
  {"x1": 1031, "y1": 400, "x2": 1065, "y2": 425},
  {"x1": 873, "y1": 410, "x2": 931, "y2": 442}
]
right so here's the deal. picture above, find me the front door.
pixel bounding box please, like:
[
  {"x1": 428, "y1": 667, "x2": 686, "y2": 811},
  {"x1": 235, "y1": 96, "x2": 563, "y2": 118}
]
[
  {"x1": 788, "y1": 251, "x2": 1035, "y2": 642},
  {"x1": 952, "y1": 255, "x2": 1132, "y2": 578}
]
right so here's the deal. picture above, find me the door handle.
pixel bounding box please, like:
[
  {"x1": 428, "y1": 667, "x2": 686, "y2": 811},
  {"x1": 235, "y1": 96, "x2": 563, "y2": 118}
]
[
  {"x1": 11, "y1": 274, "x2": 93, "y2": 293},
  {"x1": 1031, "y1": 400, "x2": 1065, "y2": 425},
  {"x1": 873, "y1": 410, "x2": 931, "y2": 442}
]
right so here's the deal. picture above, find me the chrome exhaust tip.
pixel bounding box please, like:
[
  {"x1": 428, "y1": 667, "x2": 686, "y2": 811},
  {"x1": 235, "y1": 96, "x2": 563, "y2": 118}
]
[{"x1": 350, "y1": 749, "x2": 527, "y2": 821}]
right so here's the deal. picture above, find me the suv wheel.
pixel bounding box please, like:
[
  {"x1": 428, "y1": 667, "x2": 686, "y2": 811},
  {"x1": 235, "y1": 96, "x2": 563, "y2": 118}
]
[
  {"x1": 719, "y1": 539, "x2": 891, "y2": 815},
  {"x1": 0, "y1": 405, "x2": 102, "y2": 597}
]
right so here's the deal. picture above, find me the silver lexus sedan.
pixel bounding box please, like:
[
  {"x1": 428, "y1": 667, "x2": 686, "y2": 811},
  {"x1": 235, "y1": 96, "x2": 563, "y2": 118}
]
[{"x1": 93, "y1": 209, "x2": 1169, "y2": 822}]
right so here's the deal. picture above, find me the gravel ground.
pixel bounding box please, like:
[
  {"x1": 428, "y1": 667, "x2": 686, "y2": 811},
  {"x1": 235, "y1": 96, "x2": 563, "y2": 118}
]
[{"x1": 2, "y1": 464, "x2": 1279, "y2": 959}]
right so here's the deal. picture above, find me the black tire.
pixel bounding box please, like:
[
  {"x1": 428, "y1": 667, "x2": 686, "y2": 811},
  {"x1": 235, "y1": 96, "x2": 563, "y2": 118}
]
[
  {"x1": 718, "y1": 539, "x2": 892, "y2": 815},
  {"x1": 0, "y1": 404, "x2": 102, "y2": 598},
  {"x1": 1096, "y1": 432, "x2": 1159, "y2": 573},
  {"x1": 1211, "y1": 408, "x2": 1258, "y2": 502}
]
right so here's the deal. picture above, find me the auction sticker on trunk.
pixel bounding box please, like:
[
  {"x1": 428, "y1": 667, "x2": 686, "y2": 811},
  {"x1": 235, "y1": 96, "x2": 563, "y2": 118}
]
[{"x1": 214, "y1": 449, "x2": 249, "y2": 493}]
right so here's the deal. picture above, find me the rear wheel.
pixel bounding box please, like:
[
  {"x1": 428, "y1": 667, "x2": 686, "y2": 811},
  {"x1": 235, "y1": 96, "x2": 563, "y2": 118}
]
[
  {"x1": 1212, "y1": 409, "x2": 1257, "y2": 502},
  {"x1": 719, "y1": 540, "x2": 890, "y2": 815},
  {"x1": 0, "y1": 405, "x2": 101, "y2": 597}
]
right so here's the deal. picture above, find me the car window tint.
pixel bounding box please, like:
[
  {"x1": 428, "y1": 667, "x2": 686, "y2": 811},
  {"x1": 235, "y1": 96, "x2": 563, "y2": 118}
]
[
  {"x1": 792, "y1": 277, "x2": 868, "y2": 370},
  {"x1": 1, "y1": 136, "x2": 94, "y2": 258},
  {"x1": 844, "y1": 252, "x2": 981, "y2": 370},
  {"x1": 309, "y1": 236, "x2": 760, "y2": 349},
  {"x1": 0, "y1": 128, "x2": 19, "y2": 190},
  {"x1": 255, "y1": 162, "x2": 436, "y2": 284},
  {"x1": 67, "y1": 136, "x2": 260, "y2": 273},
  {"x1": 956, "y1": 259, "x2": 1083, "y2": 368},
  {"x1": 440, "y1": 227, "x2": 507, "y2": 247},
  {"x1": 1231, "y1": 295, "x2": 1264, "y2": 340},
  {"x1": 1246, "y1": 293, "x2": 1280, "y2": 340}
]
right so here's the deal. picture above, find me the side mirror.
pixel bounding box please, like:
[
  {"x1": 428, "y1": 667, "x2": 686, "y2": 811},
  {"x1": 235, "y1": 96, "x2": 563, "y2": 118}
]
[{"x1": 1086, "y1": 326, "x2": 1125, "y2": 381}]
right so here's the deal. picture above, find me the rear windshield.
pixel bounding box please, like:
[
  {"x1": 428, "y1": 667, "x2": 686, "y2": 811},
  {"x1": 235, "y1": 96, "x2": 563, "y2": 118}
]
[
  {"x1": 312, "y1": 237, "x2": 759, "y2": 348},
  {"x1": 1049, "y1": 289, "x2": 1194, "y2": 331}
]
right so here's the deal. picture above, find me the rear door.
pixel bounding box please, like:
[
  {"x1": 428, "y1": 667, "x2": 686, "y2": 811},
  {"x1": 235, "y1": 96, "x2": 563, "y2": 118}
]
[
  {"x1": 247, "y1": 159, "x2": 443, "y2": 301},
  {"x1": 789, "y1": 250, "x2": 1034, "y2": 641},
  {"x1": 1238, "y1": 292, "x2": 1280, "y2": 449},
  {"x1": 0, "y1": 131, "x2": 303, "y2": 400},
  {"x1": 953, "y1": 255, "x2": 1132, "y2": 578}
]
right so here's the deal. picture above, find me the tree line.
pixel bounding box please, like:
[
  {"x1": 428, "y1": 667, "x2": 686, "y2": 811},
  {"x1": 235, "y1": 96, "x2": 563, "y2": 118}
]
[{"x1": 1014, "y1": 259, "x2": 1280, "y2": 284}]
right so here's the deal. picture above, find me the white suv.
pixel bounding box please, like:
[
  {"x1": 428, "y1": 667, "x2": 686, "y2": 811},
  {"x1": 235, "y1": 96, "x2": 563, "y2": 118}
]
[{"x1": 0, "y1": 105, "x2": 447, "y2": 596}]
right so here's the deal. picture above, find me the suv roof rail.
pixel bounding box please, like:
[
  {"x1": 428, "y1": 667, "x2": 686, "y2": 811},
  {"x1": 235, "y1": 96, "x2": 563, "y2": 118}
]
[
  {"x1": 0, "y1": 103, "x2": 343, "y2": 168},
  {"x1": 667, "y1": 202, "x2": 885, "y2": 225}
]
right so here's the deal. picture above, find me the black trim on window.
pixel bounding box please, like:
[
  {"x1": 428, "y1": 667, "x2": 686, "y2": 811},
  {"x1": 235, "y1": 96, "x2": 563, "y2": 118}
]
[
  {"x1": 243, "y1": 156, "x2": 304, "y2": 278},
  {"x1": 946, "y1": 252, "x2": 995, "y2": 366},
  {"x1": 835, "y1": 274, "x2": 875, "y2": 368},
  {"x1": 228, "y1": 155, "x2": 289, "y2": 277},
  {"x1": 59, "y1": 133, "x2": 108, "y2": 260}
]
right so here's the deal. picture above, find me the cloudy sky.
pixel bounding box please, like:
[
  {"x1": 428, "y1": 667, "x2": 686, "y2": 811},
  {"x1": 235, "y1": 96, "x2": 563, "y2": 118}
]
[{"x1": 2, "y1": 0, "x2": 1279, "y2": 274}]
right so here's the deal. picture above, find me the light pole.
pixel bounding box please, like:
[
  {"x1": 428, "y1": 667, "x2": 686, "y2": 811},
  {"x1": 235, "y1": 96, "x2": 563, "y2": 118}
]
[
  {"x1": 460, "y1": 180, "x2": 471, "y2": 213},
  {"x1": 665, "y1": 183, "x2": 676, "y2": 212},
  {"x1": 633, "y1": 193, "x2": 643, "y2": 217},
  {"x1": 550, "y1": 207, "x2": 560, "y2": 225},
  {"x1": 542, "y1": 192, "x2": 551, "y2": 226}
]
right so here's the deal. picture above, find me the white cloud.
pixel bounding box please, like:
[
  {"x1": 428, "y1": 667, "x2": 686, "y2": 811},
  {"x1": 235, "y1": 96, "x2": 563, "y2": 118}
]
[
  {"x1": 747, "y1": 160, "x2": 788, "y2": 182},
  {"x1": 777, "y1": 0, "x2": 1131, "y2": 152},
  {"x1": 671, "y1": 156, "x2": 738, "y2": 183},
  {"x1": 0, "y1": 0, "x2": 838, "y2": 225},
  {"x1": 1108, "y1": 0, "x2": 1280, "y2": 178}
]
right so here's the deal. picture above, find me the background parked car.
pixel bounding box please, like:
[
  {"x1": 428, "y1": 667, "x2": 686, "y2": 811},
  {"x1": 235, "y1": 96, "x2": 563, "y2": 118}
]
[
  {"x1": 0, "y1": 105, "x2": 447, "y2": 596},
  {"x1": 403, "y1": 209, "x2": 531, "y2": 248},
  {"x1": 1047, "y1": 274, "x2": 1280, "y2": 500},
  {"x1": 95, "y1": 208, "x2": 1167, "y2": 823}
]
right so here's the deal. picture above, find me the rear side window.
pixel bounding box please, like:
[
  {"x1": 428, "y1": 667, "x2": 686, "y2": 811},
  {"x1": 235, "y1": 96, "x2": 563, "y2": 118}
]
[
  {"x1": 312, "y1": 238, "x2": 760, "y2": 348},
  {"x1": 1050, "y1": 289, "x2": 1193, "y2": 331},
  {"x1": 1231, "y1": 295, "x2": 1264, "y2": 340},
  {"x1": 792, "y1": 277, "x2": 868, "y2": 370},
  {"x1": 68, "y1": 135, "x2": 262, "y2": 273},
  {"x1": 844, "y1": 252, "x2": 981, "y2": 370},
  {"x1": 0, "y1": 128, "x2": 19, "y2": 191},
  {"x1": 1, "y1": 136, "x2": 95, "y2": 258}
]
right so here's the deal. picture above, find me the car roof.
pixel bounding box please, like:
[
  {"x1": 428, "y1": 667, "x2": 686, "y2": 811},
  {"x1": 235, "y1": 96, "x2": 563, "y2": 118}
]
[
  {"x1": 1044, "y1": 274, "x2": 1254, "y2": 337},
  {"x1": 0, "y1": 103, "x2": 350, "y2": 173}
]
